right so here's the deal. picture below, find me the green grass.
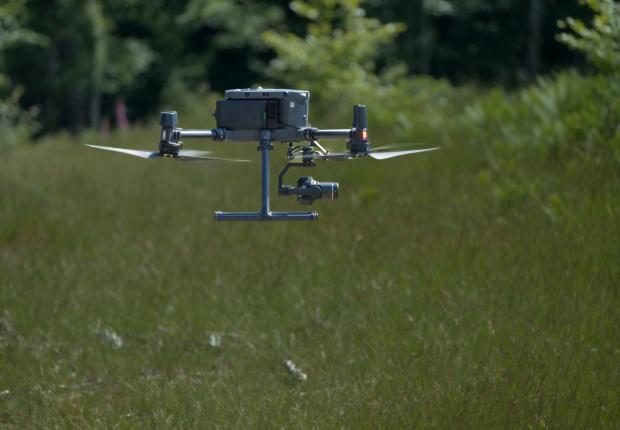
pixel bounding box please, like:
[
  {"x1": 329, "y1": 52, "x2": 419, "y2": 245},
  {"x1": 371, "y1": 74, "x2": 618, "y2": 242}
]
[{"x1": 0, "y1": 120, "x2": 619, "y2": 428}]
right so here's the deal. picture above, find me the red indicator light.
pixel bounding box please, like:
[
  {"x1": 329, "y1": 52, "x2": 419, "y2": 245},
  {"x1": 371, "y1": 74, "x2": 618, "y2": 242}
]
[{"x1": 362, "y1": 129, "x2": 368, "y2": 141}]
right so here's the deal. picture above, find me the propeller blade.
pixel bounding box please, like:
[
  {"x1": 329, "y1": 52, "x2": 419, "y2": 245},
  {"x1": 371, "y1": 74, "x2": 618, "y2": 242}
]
[
  {"x1": 87, "y1": 145, "x2": 250, "y2": 162},
  {"x1": 371, "y1": 143, "x2": 422, "y2": 151},
  {"x1": 293, "y1": 147, "x2": 439, "y2": 161},
  {"x1": 177, "y1": 153, "x2": 251, "y2": 162},
  {"x1": 86, "y1": 144, "x2": 161, "y2": 159},
  {"x1": 368, "y1": 147, "x2": 440, "y2": 160},
  {"x1": 177, "y1": 149, "x2": 212, "y2": 157}
]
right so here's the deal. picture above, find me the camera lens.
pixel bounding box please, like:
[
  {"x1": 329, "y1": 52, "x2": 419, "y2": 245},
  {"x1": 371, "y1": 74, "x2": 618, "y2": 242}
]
[
  {"x1": 320, "y1": 181, "x2": 338, "y2": 200},
  {"x1": 296, "y1": 177, "x2": 339, "y2": 204}
]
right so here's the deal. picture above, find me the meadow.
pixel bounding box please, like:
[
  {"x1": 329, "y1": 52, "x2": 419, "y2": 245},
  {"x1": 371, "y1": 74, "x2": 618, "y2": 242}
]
[{"x1": 1, "y1": 77, "x2": 619, "y2": 428}]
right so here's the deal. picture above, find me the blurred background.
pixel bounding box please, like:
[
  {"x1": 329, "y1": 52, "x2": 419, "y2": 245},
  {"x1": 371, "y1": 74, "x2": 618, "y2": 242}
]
[
  {"x1": 1, "y1": 0, "x2": 619, "y2": 427},
  {"x1": 0, "y1": 0, "x2": 596, "y2": 137}
]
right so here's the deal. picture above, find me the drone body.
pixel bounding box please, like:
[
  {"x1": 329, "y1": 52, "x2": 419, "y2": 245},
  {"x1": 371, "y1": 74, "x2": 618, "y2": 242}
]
[
  {"x1": 215, "y1": 89, "x2": 310, "y2": 142},
  {"x1": 88, "y1": 88, "x2": 438, "y2": 222}
]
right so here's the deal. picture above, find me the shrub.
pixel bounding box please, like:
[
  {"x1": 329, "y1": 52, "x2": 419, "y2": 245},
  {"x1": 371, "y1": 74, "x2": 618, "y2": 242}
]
[
  {"x1": 463, "y1": 71, "x2": 620, "y2": 213},
  {"x1": 0, "y1": 89, "x2": 38, "y2": 149}
]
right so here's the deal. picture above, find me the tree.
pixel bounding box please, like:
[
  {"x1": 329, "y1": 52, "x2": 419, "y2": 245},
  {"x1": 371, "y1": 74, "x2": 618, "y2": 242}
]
[
  {"x1": 366, "y1": 0, "x2": 588, "y2": 84},
  {"x1": 1, "y1": 0, "x2": 289, "y2": 133},
  {"x1": 177, "y1": 0, "x2": 289, "y2": 90},
  {"x1": 528, "y1": 0, "x2": 543, "y2": 80},
  {"x1": 0, "y1": 0, "x2": 44, "y2": 146},
  {"x1": 558, "y1": 0, "x2": 620, "y2": 75},
  {"x1": 262, "y1": 0, "x2": 406, "y2": 105},
  {"x1": 86, "y1": 0, "x2": 154, "y2": 129}
]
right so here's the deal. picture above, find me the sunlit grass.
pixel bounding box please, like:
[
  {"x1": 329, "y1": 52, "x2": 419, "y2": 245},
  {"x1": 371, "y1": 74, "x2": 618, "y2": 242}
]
[{"x1": 0, "y1": 122, "x2": 618, "y2": 427}]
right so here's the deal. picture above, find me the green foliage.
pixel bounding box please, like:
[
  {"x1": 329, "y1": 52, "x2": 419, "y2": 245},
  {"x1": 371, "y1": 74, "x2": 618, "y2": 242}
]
[
  {"x1": 461, "y1": 71, "x2": 620, "y2": 213},
  {"x1": 0, "y1": 0, "x2": 46, "y2": 50},
  {"x1": 366, "y1": 0, "x2": 585, "y2": 83},
  {"x1": 84, "y1": 1, "x2": 155, "y2": 97},
  {"x1": 0, "y1": 0, "x2": 43, "y2": 147},
  {"x1": 104, "y1": 39, "x2": 154, "y2": 94},
  {"x1": 261, "y1": 0, "x2": 474, "y2": 138},
  {"x1": 558, "y1": 0, "x2": 620, "y2": 74},
  {"x1": 0, "y1": 0, "x2": 602, "y2": 134},
  {"x1": 85, "y1": 0, "x2": 106, "y2": 97},
  {"x1": 262, "y1": 0, "x2": 406, "y2": 104},
  {"x1": 464, "y1": 72, "x2": 620, "y2": 154},
  {"x1": 0, "y1": 89, "x2": 38, "y2": 149},
  {"x1": 452, "y1": 0, "x2": 620, "y2": 213},
  {"x1": 180, "y1": 0, "x2": 284, "y2": 49}
]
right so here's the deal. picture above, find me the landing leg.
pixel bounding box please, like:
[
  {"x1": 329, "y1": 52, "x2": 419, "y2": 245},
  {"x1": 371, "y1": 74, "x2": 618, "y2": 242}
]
[
  {"x1": 214, "y1": 130, "x2": 318, "y2": 222},
  {"x1": 260, "y1": 130, "x2": 271, "y2": 217}
]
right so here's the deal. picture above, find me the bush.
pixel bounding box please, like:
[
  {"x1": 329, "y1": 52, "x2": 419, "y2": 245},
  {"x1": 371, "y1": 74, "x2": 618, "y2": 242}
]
[
  {"x1": 460, "y1": 2, "x2": 620, "y2": 213},
  {"x1": 462, "y1": 71, "x2": 620, "y2": 213},
  {"x1": 0, "y1": 88, "x2": 38, "y2": 149},
  {"x1": 463, "y1": 72, "x2": 620, "y2": 156}
]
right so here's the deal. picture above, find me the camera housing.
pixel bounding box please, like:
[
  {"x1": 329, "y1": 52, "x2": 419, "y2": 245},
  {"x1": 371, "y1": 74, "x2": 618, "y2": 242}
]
[{"x1": 295, "y1": 176, "x2": 339, "y2": 205}]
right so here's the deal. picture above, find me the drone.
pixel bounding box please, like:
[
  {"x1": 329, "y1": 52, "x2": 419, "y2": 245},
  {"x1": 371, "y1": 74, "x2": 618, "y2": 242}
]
[{"x1": 87, "y1": 88, "x2": 438, "y2": 222}]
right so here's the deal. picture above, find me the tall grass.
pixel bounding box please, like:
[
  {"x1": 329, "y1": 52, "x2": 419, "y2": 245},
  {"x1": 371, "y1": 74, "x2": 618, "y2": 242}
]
[{"x1": 0, "y1": 74, "x2": 619, "y2": 428}]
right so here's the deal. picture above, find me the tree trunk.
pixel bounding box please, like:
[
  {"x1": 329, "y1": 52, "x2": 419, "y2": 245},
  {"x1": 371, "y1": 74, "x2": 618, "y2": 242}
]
[
  {"x1": 87, "y1": 0, "x2": 106, "y2": 130},
  {"x1": 527, "y1": 0, "x2": 543, "y2": 81},
  {"x1": 403, "y1": 1, "x2": 429, "y2": 74}
]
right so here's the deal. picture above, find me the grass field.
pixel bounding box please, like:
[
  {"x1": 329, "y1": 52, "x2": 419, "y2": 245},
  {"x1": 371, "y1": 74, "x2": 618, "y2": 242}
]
[{"x1": 1, "y1": 110, "x2": 619, "y2": 428}]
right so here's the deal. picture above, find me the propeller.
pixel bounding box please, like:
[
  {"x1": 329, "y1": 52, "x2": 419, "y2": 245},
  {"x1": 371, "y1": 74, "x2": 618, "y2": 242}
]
[
  {"x1": 368, "y1": 147, "x2": 440, "y2": 160},
  {"x1": 297, "y1": 105, "x2": 440, "y2": 161},
  {"x1": 85, "y1": 144, "x2": 250, "y2": 162},
  {"x1": 294, "y1": 144, "x2": 440, "y2": 161}
]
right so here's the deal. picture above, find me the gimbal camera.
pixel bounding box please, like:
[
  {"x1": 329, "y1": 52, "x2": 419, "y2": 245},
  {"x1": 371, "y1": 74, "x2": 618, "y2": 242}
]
[{"x1": 88, "y1": 88, "x2": 438, "y2": 222}]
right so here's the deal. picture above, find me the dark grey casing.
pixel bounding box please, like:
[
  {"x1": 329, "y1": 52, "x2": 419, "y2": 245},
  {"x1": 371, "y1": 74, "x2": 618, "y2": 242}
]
[{"x1": 215, "y1": 89, "x2": 310, "y2": 142}]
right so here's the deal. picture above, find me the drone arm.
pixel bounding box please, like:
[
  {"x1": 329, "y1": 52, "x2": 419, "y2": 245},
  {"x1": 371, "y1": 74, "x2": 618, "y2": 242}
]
[
  {"x1": 178, "y1": 127, "x2": 352, "y2": 142},
  {"x1": 305, "y1": 128, "x2": 352, "y2": 140},
  {"x1": 315, "y1": 129, "x2": 351, "y2": 138},
  {"x1": 178, "y1": 129, "x2": 225, "y2": 140}
]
